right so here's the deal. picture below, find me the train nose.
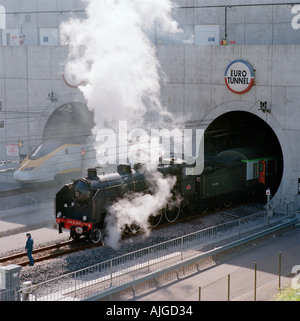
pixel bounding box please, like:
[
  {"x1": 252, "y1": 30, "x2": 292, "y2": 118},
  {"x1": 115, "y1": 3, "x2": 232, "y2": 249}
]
[
  {"x1": 13, "y1": 170, "x2": 28, "y2": 182},
  {"x1": 13, "y1": 168, "x2": 39, "y2": 183}
]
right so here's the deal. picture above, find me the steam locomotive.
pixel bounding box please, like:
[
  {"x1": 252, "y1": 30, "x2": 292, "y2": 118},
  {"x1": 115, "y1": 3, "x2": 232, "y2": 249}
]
[{"x1": 55, "y1": 146, "x2": 281, "y2": 243}]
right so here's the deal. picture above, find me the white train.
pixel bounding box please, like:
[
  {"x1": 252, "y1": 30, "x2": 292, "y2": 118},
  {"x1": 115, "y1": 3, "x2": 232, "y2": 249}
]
[{"x1": 13, "y1": 142, "x2": 97, "y2": 183}]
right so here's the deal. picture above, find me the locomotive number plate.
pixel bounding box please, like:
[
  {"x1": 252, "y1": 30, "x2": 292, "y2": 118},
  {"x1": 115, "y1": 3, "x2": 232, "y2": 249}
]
[{"x1": 75, "y1": 227, "x2": 83, "y2": 234}]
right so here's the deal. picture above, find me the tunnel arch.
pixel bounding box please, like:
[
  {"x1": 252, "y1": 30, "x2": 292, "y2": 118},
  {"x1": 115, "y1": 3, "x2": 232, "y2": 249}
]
[
  {"x1": 199, "y1": 101, "x2": 290, "y2": 205},
  {"x1": 42, "y1": 102, "x2": 95, "y2": 144}
]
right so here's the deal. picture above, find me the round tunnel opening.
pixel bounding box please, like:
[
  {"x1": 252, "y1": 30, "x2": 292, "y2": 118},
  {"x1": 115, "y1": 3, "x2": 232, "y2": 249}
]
[
  {"x1": 204, "y1": 111, "x2": 283, "y2": 199},
  {"x1": 43, "y1": 102, "x2": 95, "y2": 144}
]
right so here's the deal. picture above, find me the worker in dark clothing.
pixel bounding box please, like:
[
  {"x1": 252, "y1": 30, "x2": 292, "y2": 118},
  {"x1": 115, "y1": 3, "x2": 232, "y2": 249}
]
[{"x1": 25, "y1": 233, "x2": 34, "y2": 266}]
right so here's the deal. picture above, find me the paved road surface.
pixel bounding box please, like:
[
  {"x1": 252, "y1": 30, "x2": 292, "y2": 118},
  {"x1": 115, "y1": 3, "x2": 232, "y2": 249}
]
[{"x1": 131, "y1": 226, "x2": 300, "y2": 301}]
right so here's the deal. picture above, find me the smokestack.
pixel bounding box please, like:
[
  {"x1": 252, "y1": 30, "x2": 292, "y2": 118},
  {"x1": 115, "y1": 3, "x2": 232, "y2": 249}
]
[{"x1": 87, "y1": 168, "x2": 98, "y2": 179}]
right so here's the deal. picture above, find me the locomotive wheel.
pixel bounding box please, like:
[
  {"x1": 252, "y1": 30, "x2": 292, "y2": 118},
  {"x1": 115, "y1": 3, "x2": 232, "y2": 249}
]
[
  {"x1": 202, "y1": 208, "x2": 208, "y2": 214},
  {"x1": 164, "y1": 204, "x2": 181, "y2": 223},
  {"x1": 127, "y1": 223, "x2": 140, "y2": 233},
  {"x1": 213, "y1": 202, "x2": 221, "y2": 210},
  {"x1": 148, "y1": 211, "x2": 163, "y2": 228},
  {"x1": 224, "y1": 201, "x2": 232, "y2": 208},
  {"x1": 90, "y1": 228, "x2": 102, "y2": 244},
  {"x1": 70, "y1": 228, "x2": 80, "y2": 240}
]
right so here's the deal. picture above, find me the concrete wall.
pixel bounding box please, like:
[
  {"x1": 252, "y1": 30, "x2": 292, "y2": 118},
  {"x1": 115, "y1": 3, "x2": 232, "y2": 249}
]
[
  {"x1": 0, "y1": 45, "x2": 86, "y2": 182},
  {"x1": 167, "y1": 0, "x2": 300, "y2": 45},
  {"x1": 0, "y1": 0, "x2": 299, "y2": 46},
  {"x1": 0, "y1": 44, "x2": 300, "y2": 205},
  {"x1": 0, "y1": 0, "x2": 299, "y2": 206},
  {"x1": 0, "y1": 0, "x2": 86, "y2": 46},
  {"x1": 2, "y1": 43, "x2": 298, "y2": 204}
]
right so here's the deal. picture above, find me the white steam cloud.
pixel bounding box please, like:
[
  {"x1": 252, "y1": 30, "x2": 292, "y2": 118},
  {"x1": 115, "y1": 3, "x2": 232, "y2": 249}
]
[
  {"x1": 60, "y1": 0, "x2": 181, "y2": 131},
  {"x1": 104, "y1": 166, "x2": 178, "y2": 249},
  {"x1": 60, "y1": 0, "x2": 182, "y2": 249}
]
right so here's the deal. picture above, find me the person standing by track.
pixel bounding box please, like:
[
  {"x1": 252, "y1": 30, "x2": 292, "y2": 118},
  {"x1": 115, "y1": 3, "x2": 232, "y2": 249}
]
[{"x1": 25, "y1": 233, "x2": 34, "y2": 266}]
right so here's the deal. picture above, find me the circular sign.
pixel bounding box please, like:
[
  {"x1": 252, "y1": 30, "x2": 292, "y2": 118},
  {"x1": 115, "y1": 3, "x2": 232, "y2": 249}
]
[
  {"x1": 62, "y1": 62, "x2": 86, "y2": 88},
  {"x1": 225, "y1": 60, "x2": 255, "y2": 94},
  {"x1": 62, "y1": 73, "x2": 83, "y2": 88}
]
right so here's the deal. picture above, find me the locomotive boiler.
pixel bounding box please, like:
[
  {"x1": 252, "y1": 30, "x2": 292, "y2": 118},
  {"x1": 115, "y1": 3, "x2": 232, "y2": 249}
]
[{"x1": 55, "y1": 146, "x2": 281, "y2": 243}]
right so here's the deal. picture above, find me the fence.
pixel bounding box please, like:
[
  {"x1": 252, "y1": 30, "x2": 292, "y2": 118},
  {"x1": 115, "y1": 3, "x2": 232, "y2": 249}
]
[
  {"x1": 198, "y1": 251, "x2": 297, "y2": 301},
  {"x1": 0, "y1": 288, "x2": 19, "y2": 301},
  {"x1": 9, "y1": 206, "x2": 293, "y2": 302},
  {"x1": 274, "y1": 202, "x2": 295, "y2": 218}
]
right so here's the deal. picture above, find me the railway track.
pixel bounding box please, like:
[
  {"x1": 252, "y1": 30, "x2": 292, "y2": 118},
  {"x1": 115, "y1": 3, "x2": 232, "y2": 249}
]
[
  {"x1": 0, "y1": 240, "x2": 103, "y2": 267},
  {"x1": 0, "y1": 202, "x2": 264, "y2": 267},
  {"x1": 0, "y1": 181, "x2": 58, "y2": 199}
]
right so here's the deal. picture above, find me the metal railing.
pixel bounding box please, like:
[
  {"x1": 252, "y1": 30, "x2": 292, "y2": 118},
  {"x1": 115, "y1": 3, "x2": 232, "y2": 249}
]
[
  {"x1": 274, "y1": 202, "x2": 295, "y2": 218},
  {"x1": 14, "y1": 206, "x2": 293, "y2": 301},
  {"x1": 0, "y1": 288, "x2": 19, "y2": 301},
  {"x1": 198, "y1": 250, "x2": 296, "y2": 301}
]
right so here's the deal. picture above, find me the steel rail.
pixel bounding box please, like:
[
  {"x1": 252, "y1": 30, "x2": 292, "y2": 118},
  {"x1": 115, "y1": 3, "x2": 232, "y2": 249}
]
[
  {"x1": 0, "y1": 240, "x2": 102, "y2": 266},
  {"x1": 0, "y1": 181, "x2": 58, "y2": 198}
]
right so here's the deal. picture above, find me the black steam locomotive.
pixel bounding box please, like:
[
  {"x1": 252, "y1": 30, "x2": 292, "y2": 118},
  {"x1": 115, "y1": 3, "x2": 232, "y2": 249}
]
[{"x1": 55, "y1": 146, "x2": 281, "y2": 243}]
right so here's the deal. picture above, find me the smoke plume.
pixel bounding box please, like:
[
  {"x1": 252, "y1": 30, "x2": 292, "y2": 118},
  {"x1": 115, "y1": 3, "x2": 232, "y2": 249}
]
[
  {"x1": 60, "y1": 0, "x2": 181, "y2": 131},
  {"x1": 104, "y1": 166, "x2": 178, "y2": 249}
]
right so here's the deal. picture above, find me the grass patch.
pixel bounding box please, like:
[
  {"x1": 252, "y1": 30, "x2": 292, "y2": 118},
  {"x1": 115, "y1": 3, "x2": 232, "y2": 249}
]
[{"x1": 273, "y1": 286, "x2": 300, "y2": 301}]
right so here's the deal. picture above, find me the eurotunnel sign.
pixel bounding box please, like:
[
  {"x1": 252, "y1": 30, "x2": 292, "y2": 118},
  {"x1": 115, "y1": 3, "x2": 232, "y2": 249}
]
[{"x1": 225, "y1": 60, "x2": 255, "y2": 94}]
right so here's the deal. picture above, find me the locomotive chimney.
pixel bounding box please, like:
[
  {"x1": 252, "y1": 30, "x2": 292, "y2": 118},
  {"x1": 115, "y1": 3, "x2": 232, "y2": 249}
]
[{"x1": 87, "y1": 168, "x2": 98, "y2": 179}]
